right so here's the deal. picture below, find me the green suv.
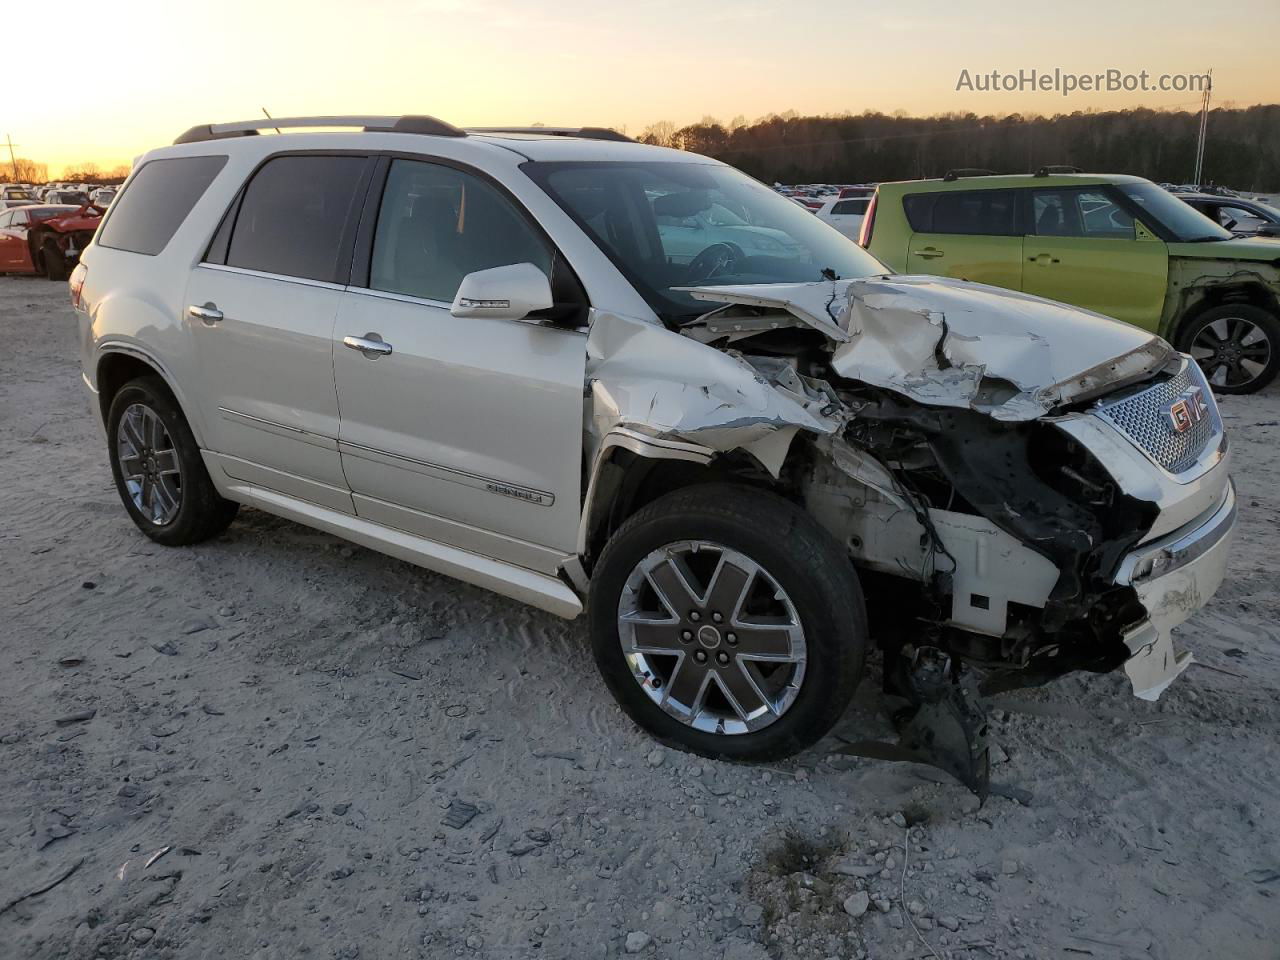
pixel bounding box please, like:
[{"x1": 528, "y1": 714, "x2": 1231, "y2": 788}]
[{"x1": 862, "y1": 171, "x2": 1280, "y2": 393}]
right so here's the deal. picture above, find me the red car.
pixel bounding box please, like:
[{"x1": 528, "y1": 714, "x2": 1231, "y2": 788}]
[{"x1": 0, "y1": 203, "x2": 104, "y2": 280}]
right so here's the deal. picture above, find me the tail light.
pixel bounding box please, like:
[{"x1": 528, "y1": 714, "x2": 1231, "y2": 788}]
[
  {"x1": 69, "y1": 263, "x2": 87, "y2": 310},
  {"x1": 857, "y1": 194, "x2": 877, "y2": 248}
]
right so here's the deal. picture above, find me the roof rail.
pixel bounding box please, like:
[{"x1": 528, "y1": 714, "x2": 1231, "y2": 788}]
[
  {"x1": 468, "y1": 126, "x2": 635, "y2": 143},
  {"x1": 941, "y1": 168, "x2": 998, "y2": 182},
  {"x1": 1033, "y1": 164, "x2": 1083, "y2": 177},
  {"x1": 173, "y1": 115, "x2": 466, "y2": 145}
]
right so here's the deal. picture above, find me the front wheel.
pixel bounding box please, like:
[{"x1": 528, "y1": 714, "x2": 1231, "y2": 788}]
[
  {"x1": 588, "y1": 484, "x2": 867, "y2": 761},
  {"x1": 1178, "y1": 304, "x2": 1280, "y2": 394}
]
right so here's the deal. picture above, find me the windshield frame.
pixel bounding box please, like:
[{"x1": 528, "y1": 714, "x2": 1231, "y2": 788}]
[
  {"x1": 522, "y1": 158, "x2": 890, "y2": 323},
  {"x1": 1113, "y1": 181, "x2": 1234, "y2": 243}
]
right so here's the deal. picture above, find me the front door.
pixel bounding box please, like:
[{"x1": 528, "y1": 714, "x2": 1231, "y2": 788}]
[
  {"x1": 0, "y1": 209, "x2": 34, "y2": 271},
  {"x1": 184, "y1": 153, "x2": 373, "y2": 512},
  {"x1": 1022, "y1": 187, "x2": 1168, "y2": 330},
  {"x1": 332, "y1": 158, "x2": 587, "y2": 572}
]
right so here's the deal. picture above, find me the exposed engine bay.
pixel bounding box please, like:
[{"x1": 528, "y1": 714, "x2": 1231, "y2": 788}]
[{"x1": 583, "y1": 275, "x2": 1237, "y2": 796}]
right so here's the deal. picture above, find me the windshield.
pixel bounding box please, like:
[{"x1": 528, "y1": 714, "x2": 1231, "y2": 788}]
[
  {"x1": 1117, "y1": 181, "x2": 1233, "y2": 242},
  {"x1": 524, "y1": 160, "x2": 889, "y2": 321}
]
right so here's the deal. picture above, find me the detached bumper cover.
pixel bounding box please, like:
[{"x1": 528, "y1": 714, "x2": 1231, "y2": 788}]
[{"x1": 1114, "y1": 480, "x2": 1237, "y2": 699}]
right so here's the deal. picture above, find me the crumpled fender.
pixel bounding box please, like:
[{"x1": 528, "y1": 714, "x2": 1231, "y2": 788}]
[{"x1": 584, "y1": 311, "x2": 848, "y2": 477}]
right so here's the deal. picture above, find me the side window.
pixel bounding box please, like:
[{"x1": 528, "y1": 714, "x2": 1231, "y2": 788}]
[
  {"x1": 832, "y1": 199, "x2": 869, "y2": 216},
  {"x1": 1217, "y1": 205, "x2": 1262, "y2": 226},
  {"x1": 226, "y1": 155, "x2": 367, "y2": 282},
  {"x1": 0, "y1": 211, "x2": 11, "y2": 228},
  {"x1": 1032, "y1": 189, "x2": 1134, "y2": 238},
  {"x1": 369, "y1": 159, "x2": 552, "y2": 303},
  {"x1": 98, "y1": 155, "x2": 227, "y2": 255},
  {"x1": 904, "y1": 190, "x2": 1016, "y2": 235}
]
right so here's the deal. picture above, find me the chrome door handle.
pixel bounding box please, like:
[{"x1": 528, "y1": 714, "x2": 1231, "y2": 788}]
[
  {"x1": 188, "y1": 303, "x2": 223, "y2": 325},
  {"x1": 343, "y1": 333, "x2": 393, "y2": 358}
]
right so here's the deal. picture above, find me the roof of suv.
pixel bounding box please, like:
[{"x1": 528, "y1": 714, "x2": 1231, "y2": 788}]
[
  {"x1": 877, "y1": 172, "x2": 1149, "y2": 194},
  {"x1": 163, "y1": 115, "x2": 706, "y2": 166}
]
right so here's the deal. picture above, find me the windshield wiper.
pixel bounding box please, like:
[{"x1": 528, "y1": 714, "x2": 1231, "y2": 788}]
[{"x1": 1183, "y1": 235, "x2": 1229, "y2": 243}]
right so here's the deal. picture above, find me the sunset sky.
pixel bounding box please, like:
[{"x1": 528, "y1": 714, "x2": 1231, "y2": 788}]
[{"x1": 7, "y1": 0, "x2": 1278, "y2": 177}]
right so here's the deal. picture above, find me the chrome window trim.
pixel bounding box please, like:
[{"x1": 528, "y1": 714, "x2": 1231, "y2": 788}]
[{"x1": 196, "y1": 262, "x2": 347, "y2": 292}]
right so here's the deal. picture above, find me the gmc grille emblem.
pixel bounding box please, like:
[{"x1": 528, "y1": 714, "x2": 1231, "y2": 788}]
[{"x1": 1163, "y1": 385, "x2": 1208, "y2": 434}]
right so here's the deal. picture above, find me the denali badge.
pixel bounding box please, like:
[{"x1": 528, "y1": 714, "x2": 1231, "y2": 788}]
[{"x1": 1163, "y1": 385, "x2": 1208, "y2": 434}]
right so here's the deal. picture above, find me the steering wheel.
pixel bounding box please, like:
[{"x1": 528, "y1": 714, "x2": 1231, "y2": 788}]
[{"x1": 686, "y1": 242, "x2": 744, "y2": 282}]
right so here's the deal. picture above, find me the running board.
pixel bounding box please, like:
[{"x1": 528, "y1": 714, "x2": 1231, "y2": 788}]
[{"x1": 223, "y1": 482, "x2": 584, "y2": 619}]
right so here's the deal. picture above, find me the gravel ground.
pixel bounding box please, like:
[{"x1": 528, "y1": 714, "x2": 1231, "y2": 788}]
[{"x1": 1, "y1": 275, "x2": 1278, "y2": 960}]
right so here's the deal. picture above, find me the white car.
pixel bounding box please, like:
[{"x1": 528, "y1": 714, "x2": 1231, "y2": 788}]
[
  {"x1": 73, "y1": 116, "x2": 1235, "y2": 789},
  {"x1": 816, "y1": 195, "x2": 870, "y2": 240}
]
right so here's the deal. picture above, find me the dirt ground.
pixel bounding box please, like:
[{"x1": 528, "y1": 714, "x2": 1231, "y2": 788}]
[{"x1": 1, "y1": 275, "x2": 1278, "y2": 960}]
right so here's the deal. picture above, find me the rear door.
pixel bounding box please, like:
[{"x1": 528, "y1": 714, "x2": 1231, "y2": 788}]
[
  {"x1": 332, "y1": 157, "x2": 588, "y2": 571},
  {"x1": 183, "y1": 153, "x2": 373, "y2": 513},
  {"x1": 904, "y1": 189, "x2": 1023, "y2": 289},
  {"x1": 1022, "y1": 186, "x2": 1168, "y2": 329}
]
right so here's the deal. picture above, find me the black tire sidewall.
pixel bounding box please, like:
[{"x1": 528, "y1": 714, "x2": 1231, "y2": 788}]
[
  {"x1": 42, "y1": 242, "x2": 67, "y2": 281},
  {"x1": 1178, "y1": 304, "x2": 1280, "y2": 394},
  {"x1": 106, "y1": 378, "x2": 230, "y2": 545},
  {"x1": 588, "y1": 484, "x2": 866, "y2": 761}
]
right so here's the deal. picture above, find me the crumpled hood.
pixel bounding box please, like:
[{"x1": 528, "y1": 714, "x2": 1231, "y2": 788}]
[{"x1": 684, "y1": 274, "x2": 1175, "y2": 421}]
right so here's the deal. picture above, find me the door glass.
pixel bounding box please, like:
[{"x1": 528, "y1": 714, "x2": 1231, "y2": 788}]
[
  {"x1": 369, "y1": 159, "x2": 552, "y2": 303},
  {"x1": 903, "y1": 190, "x2": 1016, "y2": 235},
  {"x1": 1032, "y1": 189, "x2": 1134, "y2": 238},
  {"x1": 226, "y1": 155, "x2": 367, "y2": 282}
]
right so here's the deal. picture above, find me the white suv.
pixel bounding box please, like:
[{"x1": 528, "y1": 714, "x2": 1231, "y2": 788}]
[{"x1": 73, "y1": 116, "x2": 1236, "y2": 788}]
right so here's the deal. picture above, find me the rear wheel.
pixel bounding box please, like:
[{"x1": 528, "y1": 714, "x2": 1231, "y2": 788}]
[
  {"x1": 1178, "y1": 304, "x2": 1280, "y2": 394},
  {"x1": 588, "y1": 484, "x2": 867, "y2": 761},
  {"x1": 106, "y1": 377, "x2": 238, "y2": 545}
]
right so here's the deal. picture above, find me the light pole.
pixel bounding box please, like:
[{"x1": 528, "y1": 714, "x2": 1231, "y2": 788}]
[{"x1": 1192, "y1": 69, "x2": 1213, "y2": 187}]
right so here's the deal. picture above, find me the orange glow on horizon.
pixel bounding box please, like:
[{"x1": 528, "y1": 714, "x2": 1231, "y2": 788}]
[{"x1": 7, "y1": 0, "x2": 1278, "y2": 178}]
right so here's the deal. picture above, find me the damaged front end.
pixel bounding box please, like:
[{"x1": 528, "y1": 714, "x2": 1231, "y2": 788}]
[{"x1": 584, "y1": 275, "x2": 1236, "y2": 795}]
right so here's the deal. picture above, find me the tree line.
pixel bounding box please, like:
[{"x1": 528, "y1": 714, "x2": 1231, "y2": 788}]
[
  {"x1": 5, "y1": 159, "x2": 132, "y2": 184},
  {"x1": 638, "y1": 105, "x2": 1280, "y2": 190}
]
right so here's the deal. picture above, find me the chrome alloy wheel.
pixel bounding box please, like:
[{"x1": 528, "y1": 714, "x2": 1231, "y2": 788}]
[
  {"x1": 617, "y1": 541, "x2": 807, "y2": 735},
  {"x1": 116, "y1": 402, "x2": 182, "y2": 525},
  {"x1": 1191, "y1": 315, "x2": 1272, "y2": 389}
]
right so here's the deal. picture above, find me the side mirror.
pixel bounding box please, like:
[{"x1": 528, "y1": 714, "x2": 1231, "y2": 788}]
[
  {"x1": 450, "y1": 263, "x2": 554, "y2": 322},
  {"x1": 1256, "y1": 223, "x2": 1280, "y2": 239}
]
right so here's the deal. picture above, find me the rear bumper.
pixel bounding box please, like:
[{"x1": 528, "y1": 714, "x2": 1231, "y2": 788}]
[{"x1": 1115, "y1": 480, "x2": 1236, "y2": 699}]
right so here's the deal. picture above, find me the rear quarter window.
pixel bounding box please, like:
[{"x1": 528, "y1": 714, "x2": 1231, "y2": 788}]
[
  {"x1": 832, "y1": 199, "x2": 869, "y2": 216},
  {"x1": 98, "y1": 155, "x2": 228, "y2": 255}
]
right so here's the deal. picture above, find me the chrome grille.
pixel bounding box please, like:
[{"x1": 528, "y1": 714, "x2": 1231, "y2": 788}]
[{"x1": 1095, "y1": 359, "x2": 1221, "y2": 476}]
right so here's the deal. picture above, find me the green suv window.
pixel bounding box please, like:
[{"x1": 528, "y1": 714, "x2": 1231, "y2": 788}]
[
  {"x1": 1031, "y1": 188, "x2": 1134, "y2": 238},
  {"x1": 903, "y1": 190, "x2": 1018, "y2": 236}
]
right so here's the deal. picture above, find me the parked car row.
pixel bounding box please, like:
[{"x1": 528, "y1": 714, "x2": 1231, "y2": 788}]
[{"x1": 0, "y1": 181, "x2": 118, "y2": 209}]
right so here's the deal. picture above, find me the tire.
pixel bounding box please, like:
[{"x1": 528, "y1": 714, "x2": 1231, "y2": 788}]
[
  {"x1": 106, "y1": 376, "x2": 238, "y2": 545},
  {"x1": 1176, "y1": 303, "x2": 1280, "y2": 394},
  {"x1": 42, "y1": 241, "x2": 67, "y2": 281},
  {"x1": 588, "y1": 483, "x2": 867, "y2": 761}
]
